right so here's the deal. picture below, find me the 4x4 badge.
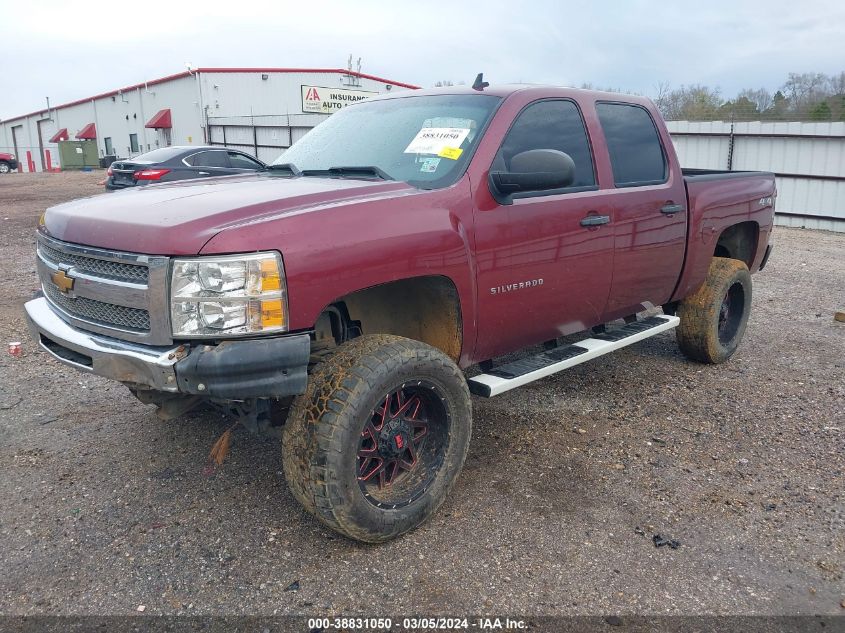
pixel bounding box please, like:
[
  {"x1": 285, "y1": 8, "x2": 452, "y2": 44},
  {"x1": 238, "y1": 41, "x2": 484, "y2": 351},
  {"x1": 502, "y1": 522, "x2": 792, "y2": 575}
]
[{"x1": 51, "y1": 269, "x2": 75, "y2": 294}]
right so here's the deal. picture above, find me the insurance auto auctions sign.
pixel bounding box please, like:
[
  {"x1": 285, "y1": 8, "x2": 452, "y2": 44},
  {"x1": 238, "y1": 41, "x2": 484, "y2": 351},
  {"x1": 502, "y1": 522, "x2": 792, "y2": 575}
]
[{"x1": 301, "y1": 85, "x2": 378, "y2": 114}]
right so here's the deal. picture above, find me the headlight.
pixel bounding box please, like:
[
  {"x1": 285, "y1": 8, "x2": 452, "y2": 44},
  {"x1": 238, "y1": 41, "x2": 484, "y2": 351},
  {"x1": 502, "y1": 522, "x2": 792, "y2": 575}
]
[{"x1": 170, "y1": 252, "x2": 288, "y2": 337}]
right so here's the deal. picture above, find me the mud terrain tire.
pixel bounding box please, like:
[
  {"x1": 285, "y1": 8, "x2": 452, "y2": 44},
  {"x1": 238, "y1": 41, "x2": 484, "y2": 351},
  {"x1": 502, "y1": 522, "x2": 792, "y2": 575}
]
[
  {"x1": 676, "y1": 257, "x2": 752, "y2": 364},
  {"x1": 282, "y1": 335, "x2": 472, "y2": 542}
]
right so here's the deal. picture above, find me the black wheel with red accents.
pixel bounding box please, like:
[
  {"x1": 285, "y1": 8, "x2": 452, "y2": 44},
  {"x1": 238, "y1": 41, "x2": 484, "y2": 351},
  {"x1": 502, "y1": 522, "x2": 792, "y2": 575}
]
[
  {"x1": 357, "y1": 381, "x2": 450, "y2": 509},
  {"x1": 282, "y1": 335, "x2": 471, "y2": 543}
]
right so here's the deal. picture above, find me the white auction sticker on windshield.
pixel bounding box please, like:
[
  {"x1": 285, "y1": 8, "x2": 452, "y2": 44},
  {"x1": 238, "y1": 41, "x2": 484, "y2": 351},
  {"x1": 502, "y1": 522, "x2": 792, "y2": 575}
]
[{"x1": 404, "y1": 127, "x2": 471, "y2": 155}]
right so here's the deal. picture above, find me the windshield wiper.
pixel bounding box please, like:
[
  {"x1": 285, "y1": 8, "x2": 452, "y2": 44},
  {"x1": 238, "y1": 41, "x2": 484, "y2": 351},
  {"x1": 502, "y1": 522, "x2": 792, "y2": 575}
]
[
  {"x1": 266, "y1": 163, "x2": 301, "y2": 176},
  {"x1": 301, "y1": 166, "x2": 394, "y2": 181}
]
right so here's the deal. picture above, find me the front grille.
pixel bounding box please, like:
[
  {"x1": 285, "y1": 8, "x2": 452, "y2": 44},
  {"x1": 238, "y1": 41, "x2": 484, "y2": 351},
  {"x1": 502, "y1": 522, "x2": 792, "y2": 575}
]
[
  {"x1": 37, "y1": 234, "x2": 170, "y2": 344},
  {"x1": 38, "y1": 242, "x2": 148, "y2": 283},
  {"x1": 43, "y1": 282, "x2": 151, "y2": 332}
]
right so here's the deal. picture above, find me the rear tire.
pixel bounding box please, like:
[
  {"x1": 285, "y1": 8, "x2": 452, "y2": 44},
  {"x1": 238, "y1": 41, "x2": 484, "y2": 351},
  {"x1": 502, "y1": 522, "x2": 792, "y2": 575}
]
[
  {"x1": 282, "y1": 335, "x2": 472, "y2": 542},
  {"x1": 676, "y1": 257, "x2": 752, "y2": 364}
]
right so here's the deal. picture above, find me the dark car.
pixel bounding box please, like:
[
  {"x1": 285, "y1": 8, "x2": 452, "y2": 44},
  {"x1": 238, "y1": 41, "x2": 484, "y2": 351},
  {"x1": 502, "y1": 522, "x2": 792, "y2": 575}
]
[{"x1": 105, "y1": 146, "x2": 266, "y2": 190}]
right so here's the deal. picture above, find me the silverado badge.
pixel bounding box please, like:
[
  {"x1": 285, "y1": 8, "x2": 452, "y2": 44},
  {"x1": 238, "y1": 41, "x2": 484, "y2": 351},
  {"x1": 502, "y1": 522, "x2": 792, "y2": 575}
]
[{"x1": 51, "y1": 269, "x2": 75, "y2": 294}]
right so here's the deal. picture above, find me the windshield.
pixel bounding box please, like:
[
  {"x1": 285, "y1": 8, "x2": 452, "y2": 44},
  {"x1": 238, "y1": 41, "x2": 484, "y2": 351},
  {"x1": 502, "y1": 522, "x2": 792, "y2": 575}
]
[{"x1": 272, "y1": 94, "x2": 501, "y2": 189}]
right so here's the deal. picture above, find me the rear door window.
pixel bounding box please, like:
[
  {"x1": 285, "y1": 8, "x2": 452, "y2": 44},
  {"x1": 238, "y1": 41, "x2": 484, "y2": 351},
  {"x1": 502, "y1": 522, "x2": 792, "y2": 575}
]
[
  {"x1": 190, "y1": 150, "x2": 230, "y2": 168},
  {"x1": 596, "y1": 103, "x2": 667, "y2": 187},
  {"x1": 495, "y1": 99, "x2": 596, "y2": 189}
]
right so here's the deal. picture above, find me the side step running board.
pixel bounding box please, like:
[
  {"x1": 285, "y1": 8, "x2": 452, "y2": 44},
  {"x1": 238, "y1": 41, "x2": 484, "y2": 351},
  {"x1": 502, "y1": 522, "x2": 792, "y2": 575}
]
[{"x1": 468, "y1": 315, "x2": 680, "y2": 397}]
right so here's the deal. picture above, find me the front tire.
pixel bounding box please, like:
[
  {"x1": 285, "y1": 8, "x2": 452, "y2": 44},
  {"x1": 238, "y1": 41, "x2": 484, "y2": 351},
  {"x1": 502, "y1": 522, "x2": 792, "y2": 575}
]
[
  {"x1": 282, "y1": 335, "x2": 472, "y2": 542},
  {"x1": 676, "y1": 257, "x2": 752, "y2": 364},
  {"x1": 0, "y1": 162, "x2": 11, "y2": 174}
]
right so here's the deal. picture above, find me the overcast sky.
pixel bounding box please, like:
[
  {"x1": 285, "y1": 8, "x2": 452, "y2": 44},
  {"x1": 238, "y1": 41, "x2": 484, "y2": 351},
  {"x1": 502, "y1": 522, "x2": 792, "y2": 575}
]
[{"x1": 2, "y1": 0, "x2": 844, "y2": 119}]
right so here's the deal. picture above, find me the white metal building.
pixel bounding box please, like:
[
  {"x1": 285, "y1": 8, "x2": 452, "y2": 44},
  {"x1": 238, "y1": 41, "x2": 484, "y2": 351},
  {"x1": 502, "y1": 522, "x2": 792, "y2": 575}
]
[{"x1": 0, "y1": 67, "x2": 418, "y2": 171}]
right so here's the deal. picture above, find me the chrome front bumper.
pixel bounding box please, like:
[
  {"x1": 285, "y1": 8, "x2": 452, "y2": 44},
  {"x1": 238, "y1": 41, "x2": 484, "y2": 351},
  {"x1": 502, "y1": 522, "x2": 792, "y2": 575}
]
[
  {"x1": 24, "y1": 296, "x2": 311, "y2": 398},
  {"x1": 25, "y1": 296, "x2": 182, "y2": 391}
]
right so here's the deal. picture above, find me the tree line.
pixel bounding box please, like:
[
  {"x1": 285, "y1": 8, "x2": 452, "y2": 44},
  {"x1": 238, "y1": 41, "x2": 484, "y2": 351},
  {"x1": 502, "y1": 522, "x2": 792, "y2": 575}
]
[
  {"x1": 434, "y1": 71, "x2": 845, "y2": 122},
  {"x1": 654, "y1": 71, "x2": 845, "y2": 121}
]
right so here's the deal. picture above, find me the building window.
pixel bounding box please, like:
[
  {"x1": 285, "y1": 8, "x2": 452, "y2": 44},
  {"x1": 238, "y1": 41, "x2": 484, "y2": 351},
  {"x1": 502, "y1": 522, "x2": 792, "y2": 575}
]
[
  {"x1": 129, "y1": 133, "x2": 139, "y2": 154},
  {"x1": 104, "y1": 137, "x2": 114, "y2": 156}
]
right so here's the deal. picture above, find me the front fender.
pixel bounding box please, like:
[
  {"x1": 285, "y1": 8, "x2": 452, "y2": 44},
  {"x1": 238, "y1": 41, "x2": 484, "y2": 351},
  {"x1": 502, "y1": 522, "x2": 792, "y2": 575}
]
[{"x1": 199, "y1": 179, "x2": 479, "y2": 365}]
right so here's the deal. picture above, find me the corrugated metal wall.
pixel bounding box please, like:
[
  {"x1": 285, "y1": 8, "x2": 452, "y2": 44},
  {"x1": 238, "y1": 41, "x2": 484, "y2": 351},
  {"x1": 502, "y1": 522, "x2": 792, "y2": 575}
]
[
  {"x1": 208, "y1": 113, "x2": 330, "y2": 164},
  {"x1": 667, "y1": 121, "x2": 845, "y2": 232}
]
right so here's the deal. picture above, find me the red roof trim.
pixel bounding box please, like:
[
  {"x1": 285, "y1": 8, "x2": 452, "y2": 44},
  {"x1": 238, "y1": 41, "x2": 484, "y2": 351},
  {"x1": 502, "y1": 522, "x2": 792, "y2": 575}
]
[
  {"x1": 196, "y1": 68, "x2": 420, "y2": 90},
  {"x1": 75, "y1": 123, "x2": 96, "y2": 140},
  {"x1": 49, "y1": 128, "x2": 69, "y2": 143},
  {"x1": 0, "y1": 68, "x2": 419, "y2": 124},
  {"x1": 2, "y1": 71, "x2": 194, "y2": 124},
  {"x1": 145, "y1": 108, "x2": 172, "y2": 129}
]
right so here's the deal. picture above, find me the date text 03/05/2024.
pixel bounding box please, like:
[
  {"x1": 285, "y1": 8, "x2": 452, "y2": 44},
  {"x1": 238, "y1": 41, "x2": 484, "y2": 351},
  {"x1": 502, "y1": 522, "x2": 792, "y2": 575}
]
[{"x1": 306, "y1": 617, "x2": 527, "y2": 630}]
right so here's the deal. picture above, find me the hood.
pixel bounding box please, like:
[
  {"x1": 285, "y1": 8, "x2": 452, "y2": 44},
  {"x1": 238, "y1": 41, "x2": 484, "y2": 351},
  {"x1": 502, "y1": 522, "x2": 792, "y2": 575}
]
[{"x1": 42, "y1": 173, "x2": 417, "y2": 254}]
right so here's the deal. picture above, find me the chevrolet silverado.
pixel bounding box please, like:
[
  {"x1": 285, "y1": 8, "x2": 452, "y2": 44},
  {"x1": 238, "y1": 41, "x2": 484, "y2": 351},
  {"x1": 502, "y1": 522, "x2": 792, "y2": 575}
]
[{"x1": 25, "y1": 84, "x2": 775, "y2": 542}]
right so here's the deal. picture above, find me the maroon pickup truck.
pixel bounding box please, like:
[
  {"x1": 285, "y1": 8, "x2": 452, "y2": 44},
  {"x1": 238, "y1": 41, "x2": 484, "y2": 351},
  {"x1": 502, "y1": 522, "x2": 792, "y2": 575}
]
[{"x1": 25, "y1": 84, "x2": 775, "y2": 542}]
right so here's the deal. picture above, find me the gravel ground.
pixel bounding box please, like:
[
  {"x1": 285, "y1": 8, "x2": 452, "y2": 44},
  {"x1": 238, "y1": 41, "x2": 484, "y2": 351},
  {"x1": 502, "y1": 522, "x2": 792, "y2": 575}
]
[{"x1": 0, "y1": 171, "x2": 843, "y2": 617}]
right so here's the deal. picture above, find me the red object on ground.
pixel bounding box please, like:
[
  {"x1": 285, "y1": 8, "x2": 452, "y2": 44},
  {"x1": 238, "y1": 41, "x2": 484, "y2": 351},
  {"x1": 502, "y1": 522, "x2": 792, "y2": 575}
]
[
  {"x1": 75, "y1": 123, "x2": 96, "y2": 140},
  {"x1": 145, "y1": 109, "x2": 172, "y2": 129},
  {"x1": 49, "y1": 128, "x2": 68, "y2": 143},
  {"x1": 45, "y1": 150, "x2": 53, "y2": 171},
  {"x1": 8, "y1": 342, "x2": 22, "y2": 357},
  {"x1": 26, "y1": 151, "x2": 34, "y2": 172}
]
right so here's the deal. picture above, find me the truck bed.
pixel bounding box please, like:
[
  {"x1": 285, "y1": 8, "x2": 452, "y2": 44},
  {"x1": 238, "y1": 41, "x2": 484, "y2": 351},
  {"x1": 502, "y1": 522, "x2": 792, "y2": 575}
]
[{"x1": 670, "y1": 167, "x2": 777, "y2": 303}]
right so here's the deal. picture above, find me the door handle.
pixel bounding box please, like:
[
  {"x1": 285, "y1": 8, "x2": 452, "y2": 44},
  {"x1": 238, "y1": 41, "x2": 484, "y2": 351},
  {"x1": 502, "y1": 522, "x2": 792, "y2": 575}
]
[
  {"x1": 198, "y1": 171, "x2": 210, "y2": 175},
  {"x1": 580, "y1": 214, "x2": 610, "y2": 227},
  {"x1": 661, "y1": 203, "x2": 685, "y2": 215}
]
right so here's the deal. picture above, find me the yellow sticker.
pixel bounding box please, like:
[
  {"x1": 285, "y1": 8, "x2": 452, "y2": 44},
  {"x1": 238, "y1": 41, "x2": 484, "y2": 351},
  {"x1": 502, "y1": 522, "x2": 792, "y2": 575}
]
[{"x1": 438, "y1": 147, "x2": 463, "y2": 160}]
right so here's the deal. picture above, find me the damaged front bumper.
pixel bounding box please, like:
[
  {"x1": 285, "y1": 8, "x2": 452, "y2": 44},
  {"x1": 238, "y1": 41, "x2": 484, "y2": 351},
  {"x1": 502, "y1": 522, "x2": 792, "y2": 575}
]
[{"x1": 24, "y1": 296, "x2": 310, "y2": 399}]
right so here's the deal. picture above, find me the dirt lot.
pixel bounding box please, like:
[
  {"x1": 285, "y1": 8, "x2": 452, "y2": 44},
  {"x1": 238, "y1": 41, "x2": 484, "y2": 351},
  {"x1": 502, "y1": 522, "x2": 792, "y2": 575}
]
[{"x1": 0, "y1": 171, "x2": 843, "y2": 617}]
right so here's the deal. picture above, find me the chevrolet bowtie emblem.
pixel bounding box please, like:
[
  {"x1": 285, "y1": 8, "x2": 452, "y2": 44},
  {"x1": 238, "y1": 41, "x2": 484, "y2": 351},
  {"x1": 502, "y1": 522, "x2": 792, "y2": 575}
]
[{"x1": 51, "y1": 269, "x2": 75, "y2": 293}]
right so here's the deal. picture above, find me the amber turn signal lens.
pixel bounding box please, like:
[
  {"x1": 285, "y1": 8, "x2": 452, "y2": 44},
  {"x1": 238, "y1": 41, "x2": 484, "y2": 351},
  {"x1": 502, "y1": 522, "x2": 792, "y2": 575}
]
[
  {"x1": 260, "y1": 258, "x2": 281, "y2": 291},
  {"x1": 260, "y1": 299, "x2": 284, "y2": 328}
]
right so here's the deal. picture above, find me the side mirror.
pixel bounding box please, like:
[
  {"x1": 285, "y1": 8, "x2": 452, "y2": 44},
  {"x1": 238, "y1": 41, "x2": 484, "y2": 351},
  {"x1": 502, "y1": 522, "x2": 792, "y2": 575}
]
[{"x1": 489, "y1": 149, "x2": 576, "y2": 205}]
